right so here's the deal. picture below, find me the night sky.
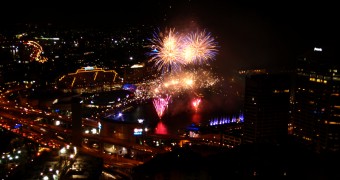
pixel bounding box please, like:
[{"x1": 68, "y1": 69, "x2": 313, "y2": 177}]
[{"x1": 2, "y1": 0, "x2": 339, "y2": 74}]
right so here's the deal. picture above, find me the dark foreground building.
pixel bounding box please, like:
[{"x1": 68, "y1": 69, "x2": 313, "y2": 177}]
[
  {"x1": 131, "y1": 141, "x2": 340, "y2": 179},
  {"x1": 243, "y1": 73, "x2": 292, "y2": 145},
  {"x1": 292, "y1": 46, "x2": 340, "y2": 153}
]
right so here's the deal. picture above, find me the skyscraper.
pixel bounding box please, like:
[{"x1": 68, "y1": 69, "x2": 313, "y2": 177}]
[
  {"x1": 292, "y1": 46, "x2": 340, "y2": 152},
  {"x1": 243, "y1": 73, "x2": 292, "y2": 144}
]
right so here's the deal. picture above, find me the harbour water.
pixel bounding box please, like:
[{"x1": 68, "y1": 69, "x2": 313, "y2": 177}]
[{"x1": 122, "y1": 97, "x2": 243, "y2": 136}]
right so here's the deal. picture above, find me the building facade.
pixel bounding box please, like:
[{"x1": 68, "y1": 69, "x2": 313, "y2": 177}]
[
  {"x1": 57, "y1": 66, "x2": 121, "y2": 93},
  {"x1": 292, "y1": 46, "x2": 340, "y2": 152},
  {"x1": 243, "y1": 73, "x2": 291, "y2": 144}
]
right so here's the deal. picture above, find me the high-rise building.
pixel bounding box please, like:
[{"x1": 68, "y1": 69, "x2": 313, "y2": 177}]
[
  {"x1": 243, "y1": 73, "x2": 291, "y2": 144},
  {"x1": 292, "y1": 46, "x2": 340, "y2": 152}
]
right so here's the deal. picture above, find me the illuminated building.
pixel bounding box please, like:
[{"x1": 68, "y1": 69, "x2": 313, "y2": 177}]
[
  {"x1": 243, "y1": 73, "x2": 292, "y2": 144},
  {"x1": 238, "y1": 68, "x2": 267, "y2": 76},
  {"x1": 292, "y1": 46, "x2": 340, "y2": 152},
  {"x1": 122, "y1": 62, "x2": 153, "y2": 83},
  {"x1": 57, "y1": 66, "x2": 121, "y2": 93}
]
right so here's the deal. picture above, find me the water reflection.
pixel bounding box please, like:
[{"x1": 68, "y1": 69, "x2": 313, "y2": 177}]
[
  {"x1": 154, "y1": 121, "x2": 168, "y2": 135},
  {"x1": 191, "y1": 113, "x2": 202, "y2": 124},
  {"x1": 128, "y1": 100, "x2": 241, "y2": 136}
]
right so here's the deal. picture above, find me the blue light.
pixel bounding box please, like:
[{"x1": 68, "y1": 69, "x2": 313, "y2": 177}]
[
  {"x1": 14, "y1": 123, "x2": 22, "y2": 129},
  {"x1": 186, "y1": 124, "x2": 199, "y2": 131}
]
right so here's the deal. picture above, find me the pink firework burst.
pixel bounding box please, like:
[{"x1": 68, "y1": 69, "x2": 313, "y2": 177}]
[
  {"x1": 192, "y1": 97, "x2": 201, "y2": 112},
  {"x1": 153, "y1": 95, "x2": 171, "y2": 120}
]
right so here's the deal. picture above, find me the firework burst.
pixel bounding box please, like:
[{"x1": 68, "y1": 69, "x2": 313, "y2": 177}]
[
  {"x1": 192, "y1": 97, "x2": 201, "y2": 112},
  {"x1": 153, "y1": 94, "x2": 171, "y2": 120},
  {"x1": 182, "y1": 30, "x2": 218, "y2": 64},
  {"x1": 147, "y1": 28, "x2": 218, "y2": 73},
  {"x1": 148, "y1": 28, "x2": 185, "y2": 73}
]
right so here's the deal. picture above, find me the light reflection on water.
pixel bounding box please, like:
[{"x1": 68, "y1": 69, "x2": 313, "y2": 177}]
[
  {"x1": 154, "y1": 121, "x2": 168, "y2": 135},
  {"x1": 124, "y1": 99, "x2": 242, "y2": 136}
]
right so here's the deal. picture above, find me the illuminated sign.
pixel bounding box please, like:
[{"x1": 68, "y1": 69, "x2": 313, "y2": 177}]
[
  {"x1": 134, "y1": 128, "x2": 143, "y2": 135},
  {"x1": 314, "y1": 47, "x2": 322, "y2": 52},
  {"x1": 84, "y1": 66, "x2": 94, "y2": 71},
  {"x1": 137, "y1": 119, "x2": 144, "y2": 124}
]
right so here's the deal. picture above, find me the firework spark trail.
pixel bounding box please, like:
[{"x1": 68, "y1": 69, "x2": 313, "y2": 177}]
[
  {"x1": 153, "y1": 94, "x2": 171, "y2": 120},
  {"x1": 144, "y1": 69, "x2": 220, "y2": 99},
  {"x1": 168, "y1": 70, "x2": 217, "y2": 91}
]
